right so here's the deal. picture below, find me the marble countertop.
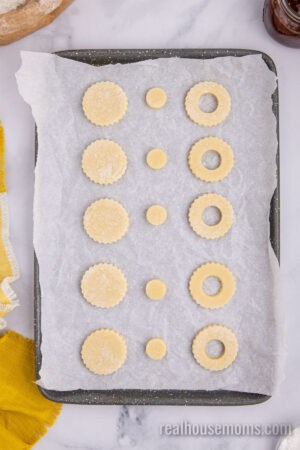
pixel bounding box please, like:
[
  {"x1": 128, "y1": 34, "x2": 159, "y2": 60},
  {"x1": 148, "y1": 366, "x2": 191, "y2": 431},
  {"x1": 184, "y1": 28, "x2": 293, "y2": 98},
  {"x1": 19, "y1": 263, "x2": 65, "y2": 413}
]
[{"x1": 1, "y1": 0, "x2": 300, "y2": 448}]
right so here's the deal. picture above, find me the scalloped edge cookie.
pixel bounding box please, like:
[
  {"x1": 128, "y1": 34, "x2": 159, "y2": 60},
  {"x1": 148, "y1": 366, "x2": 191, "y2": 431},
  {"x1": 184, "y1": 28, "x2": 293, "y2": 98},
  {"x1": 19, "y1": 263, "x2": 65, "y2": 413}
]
[
  {"x1": 188, "y1": 137, "x2": 234, "y2": 182},
  {"x1": 189, "y1": 262, "x2": 235, "y2": 309},
  {"x1": 81, "y1": 263, "x2": 127, "y2": 308},
  {"x1": 82, "y1": 81, "x2": 128, "y2": 126},
  {"x1": 188, "y1": 193, "x2": 234, "y2": 239},
  {"x1": 192, "y1": 324, "x2": 238, "y2": 371},
  {"x1": 185, "y1": 81, "x2": 231, "y2": 127},
  {"x1": 82, "y1": 139, "x2": 127, "y2": 185},
  {"x1": 83, "y1": 198, "x2": 129, "y2": 244},
  {"x1": 81, "y1": 328, "x2": 127, "y2": 375}
]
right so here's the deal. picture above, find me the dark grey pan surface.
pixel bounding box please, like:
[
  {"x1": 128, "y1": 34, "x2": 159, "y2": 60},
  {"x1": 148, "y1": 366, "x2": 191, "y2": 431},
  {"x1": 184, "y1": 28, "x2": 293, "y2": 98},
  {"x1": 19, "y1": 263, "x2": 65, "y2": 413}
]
[{"x1": 34, "y1": 48, "x2": 280, "y2": 405}]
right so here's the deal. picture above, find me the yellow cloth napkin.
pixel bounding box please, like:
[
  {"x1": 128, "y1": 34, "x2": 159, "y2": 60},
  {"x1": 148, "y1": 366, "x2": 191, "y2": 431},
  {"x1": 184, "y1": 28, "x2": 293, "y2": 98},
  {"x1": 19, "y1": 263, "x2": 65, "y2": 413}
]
[
  {"x1": 0, "y1": 330, "x2": 62, "y2": 449},
  {"x1": 0, "y1": 122, "x2": 19, "y2": 328}
]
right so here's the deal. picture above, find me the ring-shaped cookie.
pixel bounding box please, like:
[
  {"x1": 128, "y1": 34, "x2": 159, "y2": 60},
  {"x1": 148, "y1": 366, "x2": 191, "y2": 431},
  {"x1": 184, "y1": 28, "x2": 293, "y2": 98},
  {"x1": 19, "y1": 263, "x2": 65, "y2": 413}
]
[
  {"x1": 189, "y1": 262, "x2": 235, "y2": 309},
  {"x1": 192, "y1": 324, "x2": 238, "y2": 371},
  {"x1": 188, "y1": 137, "x2": 234, "y2": 182},
  {"x1": 185, "y1": 82, "x2": 231, "y2": 127},
  {"x1": 188, "y1": 193, "x2": 234, "y2": 239}
]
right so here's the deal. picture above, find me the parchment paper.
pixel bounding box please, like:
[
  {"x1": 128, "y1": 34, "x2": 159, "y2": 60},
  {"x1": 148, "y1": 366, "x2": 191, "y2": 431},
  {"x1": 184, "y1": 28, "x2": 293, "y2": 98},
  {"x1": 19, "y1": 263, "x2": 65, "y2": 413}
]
[{"x1": 16, "y1": 52, "x2": 280, "y2": 395}]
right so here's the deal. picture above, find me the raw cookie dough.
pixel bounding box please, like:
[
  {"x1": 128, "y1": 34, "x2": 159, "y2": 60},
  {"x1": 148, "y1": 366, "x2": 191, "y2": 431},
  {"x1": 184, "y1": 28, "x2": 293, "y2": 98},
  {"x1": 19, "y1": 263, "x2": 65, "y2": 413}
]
[
  {"x1": 188, "y1": 137, "x2": 234, "y2": 182},
  {"x1": 82, "y1": 81, "x2": 128, "y2": 126},
  {"x1": 192, "y1": 324, "x2": 238, "y2": 371},
  {"x1": 146, "y1": 87, "x2": 167, "y2": 109},
  {"x1": 189, "y1": 262, "x2": 235, "y2": 309},
  {"x1": 81, "y1": 329, "x2": 127, "y2": 375},
  {"x1": 82, "y1": 139, "x2": 127, "y2": 185},
  {"x1": 146, "y1": 204, "x2": 167, "y2": 225},
  {"x1": 185, "y1": 81, "x2": 231, "y2": 127},
  {"x1": 146, "y1": 148, "x2": 167, "y2": 170},
  {"x1": 188, "y1": 193, "x2": 234, "y2": 239},
  {"x1": 84, "y1": 198, "x2": 129, "y2": 244},
  {"x1": 81, "y1": 263, "x2": 127, "y2": 308},
  {"x1": 145, "y1": 279, "x2": 167, "y2": 301},
  {"x1": 146, "y1": 338, "x2": 167, "y2": 360}
]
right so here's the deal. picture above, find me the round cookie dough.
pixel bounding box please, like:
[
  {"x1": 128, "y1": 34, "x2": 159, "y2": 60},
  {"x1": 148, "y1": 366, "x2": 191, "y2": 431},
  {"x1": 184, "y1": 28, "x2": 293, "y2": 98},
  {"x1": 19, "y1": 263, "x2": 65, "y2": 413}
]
[
  {"x1": 81, "y1": 328, "x2": 127, "y2": 375},
  {"x1": 188, "y1": 193, "x2": 234, "y2": 239},
  {"x1": 146, "y1": 338, "x2": 167, "y2": 360},
  {"x1": 82, "y1": 81, "x2": 128, "y2": 126},
  {"x1": 146, "y1": 204, "x2": 167, "y2": 225},
  {"x1": 192, "y1": 324, "x2": 238, "y2": 371},
  {"x1": 188, "y1": 137, "x2": 234, "y2": 182},
  {"x1": 189, "y1": 262, "x2": 235, "y2": 309},
  {"x1": 81, "y1": 263, "x2": 127, "y2": 308},
  {"x1": 146, "y1": 148, "x2": 167, "y2": 170},
  {"x1": 82, "y1": 139, "x2": 127, "y2": 185},
  {"x1": 146, "y1": 87, "x2": 167, "y2": 109},
  {"x1": 185, "y1": 81, "x2": 231, "y2": 127},
  {"x1": 84, "y1": 198, "x2": 129, "y2": 244},
  {"x1": 145, "y1": 279, "x2": 167, "y2": 301}
]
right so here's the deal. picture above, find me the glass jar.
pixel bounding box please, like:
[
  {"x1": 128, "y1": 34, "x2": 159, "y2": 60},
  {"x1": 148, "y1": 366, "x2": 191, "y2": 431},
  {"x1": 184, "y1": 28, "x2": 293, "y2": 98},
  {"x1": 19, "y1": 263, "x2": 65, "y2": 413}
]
[{"x1": 263, "y1": 0, "x2": 300, "y2": 47}]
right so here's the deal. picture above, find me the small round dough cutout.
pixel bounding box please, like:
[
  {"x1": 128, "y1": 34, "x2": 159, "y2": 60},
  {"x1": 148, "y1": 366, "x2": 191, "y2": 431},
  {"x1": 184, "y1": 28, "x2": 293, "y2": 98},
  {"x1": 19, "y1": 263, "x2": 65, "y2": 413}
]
[
  {"x1": 145, "y1": 279, "x2": 167, "y2": 301},
  {"x1": 82, "y1": 139, "x2": 127, "y2": 185},
  {"x1": 81, "y1": 329, "x2": 127, "y2": 375},
  {"x1": 82, "y1": 81, "x2": 128, "y2": 126},
  {"x1": 146, "y1": 148, "x2": 167, "y2": 170},
  {"x1": 188, "y1": 137, "x2": 234, "y2": 182},
  {"x1": 192, "y1": 324, "x2": 238, "y2": 371},
  {"x1": 146, "y1": 204, "x2": 167, "y2": 225},
  {"x1": 189, "y1": 262, "x2": 235, "y2": 309},
  {"x1": 146, "y1": 87, "x2": 167, "y2": 109},
  {"x1": 84, "y1": 198, "x2": 129, "y2": 244},
  {"x1": 185, "y1": 81, "x2": 231, "y2": 127},
  {"x1": 188, "y1": 193, "x2": 234, "y2": 239},
  {"x1": 81, "y1": 263, "x2": 127, "y2": 308},
  {"x1": 146, "y1": 338, "x2": 167, "y2": 360}
]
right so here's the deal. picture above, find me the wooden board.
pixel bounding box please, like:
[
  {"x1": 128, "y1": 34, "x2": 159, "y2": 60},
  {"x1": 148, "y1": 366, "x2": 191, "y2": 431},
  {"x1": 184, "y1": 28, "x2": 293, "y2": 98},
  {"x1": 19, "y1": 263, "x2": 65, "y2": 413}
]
[{"x1": 0, "y1": 0, "x2": 74, "y2": 46}]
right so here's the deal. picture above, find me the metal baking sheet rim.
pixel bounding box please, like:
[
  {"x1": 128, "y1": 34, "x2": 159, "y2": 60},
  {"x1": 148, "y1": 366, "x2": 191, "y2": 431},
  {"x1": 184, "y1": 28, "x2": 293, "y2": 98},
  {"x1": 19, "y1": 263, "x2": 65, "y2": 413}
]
[{"x1": 34, "y1": 48, "x2": 280, "y2": 406}]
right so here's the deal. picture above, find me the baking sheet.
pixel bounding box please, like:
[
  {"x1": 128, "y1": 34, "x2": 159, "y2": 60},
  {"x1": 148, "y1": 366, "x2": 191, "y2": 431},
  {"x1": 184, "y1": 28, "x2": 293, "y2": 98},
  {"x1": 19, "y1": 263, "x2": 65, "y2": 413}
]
[{"x1": 16, "y1": 50, "x2": 280, "y2": 397}]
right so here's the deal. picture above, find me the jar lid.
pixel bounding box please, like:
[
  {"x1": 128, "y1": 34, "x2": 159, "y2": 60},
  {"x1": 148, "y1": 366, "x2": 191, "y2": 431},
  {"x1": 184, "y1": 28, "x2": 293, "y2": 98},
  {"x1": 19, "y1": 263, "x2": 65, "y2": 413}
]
[{"x1": 281, "y1": 0, "x2": 300, "y2": 22}]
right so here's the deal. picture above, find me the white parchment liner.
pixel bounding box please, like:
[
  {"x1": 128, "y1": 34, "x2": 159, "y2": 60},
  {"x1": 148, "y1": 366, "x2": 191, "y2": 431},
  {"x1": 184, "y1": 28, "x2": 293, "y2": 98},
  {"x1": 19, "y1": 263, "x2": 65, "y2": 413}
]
[{"x1": 16, "y1": 52, "x2": 281, "y2": 394}]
